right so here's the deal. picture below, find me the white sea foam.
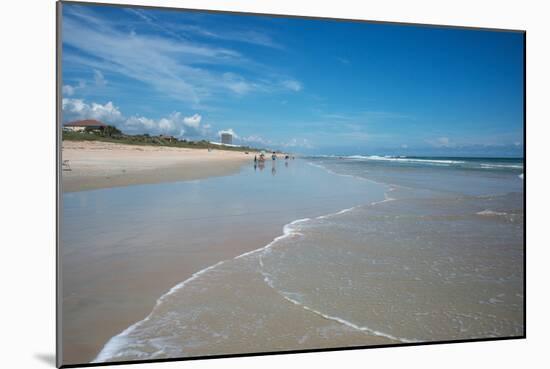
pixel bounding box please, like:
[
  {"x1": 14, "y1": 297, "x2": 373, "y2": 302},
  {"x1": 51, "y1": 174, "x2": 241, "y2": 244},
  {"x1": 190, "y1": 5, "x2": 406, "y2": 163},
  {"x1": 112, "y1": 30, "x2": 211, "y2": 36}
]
[
  {"x1": 234, "y1": 218, "x2": 310, "y2": 260},
  {"x1": 93, "y1": 215, "x2": 335, "y2": 362},
  {"x1": 94, "y1": 196, "x2": 393, "y2": 362},
  {"x1": 476, "y1": 210, "x2": 508, "y2": 217},
  {"x1": 308, "y1": 161, "x2": 396, "y2": 215},
  {"x1": 312, "y1": 155, "x2": 524, "y2": 172},
  {"x1": 345, "y1": 155, "x2": 464, "y2": 165},
  {"x1": 257, "y1": 221, "x2": 417, "y2": 344},
  {"x1": 480, "y1": 163, "x2": 523, "y2": 169},
  {"x1": 256, "y1": 197, "x2": 416, "y2": 344},
  {"x1": 316, "y1": 206, "x2": 357, "y2": 219},
  {"x1": 95, "y1": 217, "x2": 312, "y2": 362},
  {"x1": 306, "y1": 161, "x2": 395, "y2": 189},
  {"x1": 92, "y1": 260, "x2": 226, "y2": 362},
  {"x1": 277, "y1": 292, "x2": 417, "y2": 343},
  {"x1": 307, "y1": 161, "x2": 361, "y2": 180}
]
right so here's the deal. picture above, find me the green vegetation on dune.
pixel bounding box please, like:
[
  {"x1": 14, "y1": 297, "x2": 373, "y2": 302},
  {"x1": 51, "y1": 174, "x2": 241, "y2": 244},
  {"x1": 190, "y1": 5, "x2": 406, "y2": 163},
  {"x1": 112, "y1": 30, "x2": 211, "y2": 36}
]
[{"x1": 62, "y1": 129, "x2": 262, "y2": 152}]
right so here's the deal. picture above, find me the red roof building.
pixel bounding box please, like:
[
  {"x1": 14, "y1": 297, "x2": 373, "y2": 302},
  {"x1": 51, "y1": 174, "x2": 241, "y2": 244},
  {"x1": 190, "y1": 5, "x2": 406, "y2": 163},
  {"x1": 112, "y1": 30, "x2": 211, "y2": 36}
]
[{"x1": 64, "y1": 119, "x2": 107, "y2": 131}]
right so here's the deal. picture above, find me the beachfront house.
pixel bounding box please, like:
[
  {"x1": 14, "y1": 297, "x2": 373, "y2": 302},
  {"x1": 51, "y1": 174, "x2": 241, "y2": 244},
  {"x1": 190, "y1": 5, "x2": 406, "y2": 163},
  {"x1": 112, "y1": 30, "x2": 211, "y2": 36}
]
[
  {"x1": 221, "y1": 132, "x2": 233, "y2": 145},
  {"x1": 64, "y1": 119, "x2": 107, "y2": 133}
]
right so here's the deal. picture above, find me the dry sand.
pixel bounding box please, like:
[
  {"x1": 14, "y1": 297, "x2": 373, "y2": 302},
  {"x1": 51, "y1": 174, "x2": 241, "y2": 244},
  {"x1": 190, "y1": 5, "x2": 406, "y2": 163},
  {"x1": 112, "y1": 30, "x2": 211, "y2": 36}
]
[{"x1": 62, "y1": 140, "x2": 254, "y2": 192}]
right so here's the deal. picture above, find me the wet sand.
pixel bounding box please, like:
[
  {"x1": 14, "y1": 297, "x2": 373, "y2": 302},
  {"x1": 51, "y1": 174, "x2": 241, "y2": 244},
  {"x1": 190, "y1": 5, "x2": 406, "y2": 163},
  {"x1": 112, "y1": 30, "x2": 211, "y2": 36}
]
[
  {"x1": 61, "y1": 155, "x2": 524, "y2": 365},
  {"x1": 62, "y1": 219, "x2": 284, "y2": 364},
  {"x1": 92, "y1": 188, "x2": 523, "y2": 363},
  {"x1": 61, "y1": 160, "x2": 386, "y2": 365},
  {"x1": 86, "y1": 158, "x2": 523, "y2": 364},
  {"x1": 62, "y1": 140, "x2": 254, "y2": 192},
  {"x1": 93, "y1": 248, "x2": 393, "y2": 363}
]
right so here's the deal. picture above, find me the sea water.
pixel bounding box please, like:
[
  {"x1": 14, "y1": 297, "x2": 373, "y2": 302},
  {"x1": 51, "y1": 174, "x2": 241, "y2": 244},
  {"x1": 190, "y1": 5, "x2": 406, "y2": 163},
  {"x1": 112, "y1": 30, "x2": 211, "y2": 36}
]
[{"x1": 92, "y1": 156, "x2": 524, "y2": 362}]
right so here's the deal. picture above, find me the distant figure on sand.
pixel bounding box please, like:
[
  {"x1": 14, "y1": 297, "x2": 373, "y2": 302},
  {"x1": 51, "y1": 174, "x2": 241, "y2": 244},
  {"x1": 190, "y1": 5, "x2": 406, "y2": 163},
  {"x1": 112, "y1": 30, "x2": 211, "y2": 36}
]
[{"x1": 272, "y1": 152, "x2": 276, "y2": 160}]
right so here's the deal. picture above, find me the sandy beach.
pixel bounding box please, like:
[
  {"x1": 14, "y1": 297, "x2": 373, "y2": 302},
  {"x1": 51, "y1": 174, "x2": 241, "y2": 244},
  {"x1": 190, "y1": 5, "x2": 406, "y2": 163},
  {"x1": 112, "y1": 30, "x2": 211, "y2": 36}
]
[
  {"x1": 55, "y1": 5, "x2": 526, "y2": 368},
  {"x1": 61, "y1": 211, "x2": 285, "y2": 364},
  {"x1": 62, "y1": 140, "x2": 254, "y2": 192}
]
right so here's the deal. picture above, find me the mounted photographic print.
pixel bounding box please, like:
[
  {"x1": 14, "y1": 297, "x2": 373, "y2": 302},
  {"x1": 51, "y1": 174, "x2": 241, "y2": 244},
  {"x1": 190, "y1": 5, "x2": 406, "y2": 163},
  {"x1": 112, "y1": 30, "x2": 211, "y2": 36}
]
[{"x1": 57, "y1": 1, "x2": 525, "y2": 367}]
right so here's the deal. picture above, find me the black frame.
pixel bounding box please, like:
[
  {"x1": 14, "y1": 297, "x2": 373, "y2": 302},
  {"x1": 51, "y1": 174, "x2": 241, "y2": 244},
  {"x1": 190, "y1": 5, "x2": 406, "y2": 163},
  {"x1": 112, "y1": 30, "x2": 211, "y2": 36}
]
[{"x1": 56, "y1": 1, "x2": 527, "y2": 367}]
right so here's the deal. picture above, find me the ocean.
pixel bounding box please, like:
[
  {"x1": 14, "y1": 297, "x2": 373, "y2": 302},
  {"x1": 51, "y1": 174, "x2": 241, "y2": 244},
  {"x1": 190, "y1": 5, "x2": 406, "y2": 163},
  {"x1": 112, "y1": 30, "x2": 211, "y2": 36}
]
[{"x1": 85, "y1": 156, "x2": 524, "y2": 362}]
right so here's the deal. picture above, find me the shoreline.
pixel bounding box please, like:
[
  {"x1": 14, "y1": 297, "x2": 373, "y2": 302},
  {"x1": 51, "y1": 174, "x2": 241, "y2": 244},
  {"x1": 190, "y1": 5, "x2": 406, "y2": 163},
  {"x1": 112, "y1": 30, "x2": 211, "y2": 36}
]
[
  {"x1": 62, "y1": 156, "x2": 523, "y2": 364},
  {"x1": 94, "y1": 205, "x2": 398, "y2": 363},
  {"x1": 63, "y1": 213, "x2": 287, "y2": 365},
  {"x1": 61, "y1": 159, "x2": 388, "y2": 364},
  {"x1": 62, "y1": 140, "x2": 255, "y2": 192}
]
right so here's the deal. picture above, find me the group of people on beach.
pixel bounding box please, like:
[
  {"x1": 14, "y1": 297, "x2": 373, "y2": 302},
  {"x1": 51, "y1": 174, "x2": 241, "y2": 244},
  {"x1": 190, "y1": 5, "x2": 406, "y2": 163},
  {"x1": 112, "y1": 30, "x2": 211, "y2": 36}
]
[
  {"x1": 253, "y1": 151, "x2": 294, "y2": 175},
  {"x1": 253, "y1": 152, "x2": 294, "y2": 163}
]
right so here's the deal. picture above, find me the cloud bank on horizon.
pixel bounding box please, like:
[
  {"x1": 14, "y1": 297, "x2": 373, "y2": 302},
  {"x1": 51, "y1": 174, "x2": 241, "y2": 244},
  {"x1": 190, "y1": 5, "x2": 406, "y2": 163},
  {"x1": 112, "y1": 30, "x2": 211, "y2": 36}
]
[{"x1": 61, "y1": 3, "x2": 524, "y2": 156}]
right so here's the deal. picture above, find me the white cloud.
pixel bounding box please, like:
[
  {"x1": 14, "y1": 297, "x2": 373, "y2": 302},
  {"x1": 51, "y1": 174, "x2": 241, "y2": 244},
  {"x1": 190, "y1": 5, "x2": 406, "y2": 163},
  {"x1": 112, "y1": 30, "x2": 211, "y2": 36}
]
[
  {"x1": 126, "y1": 8, "x2": 282, "y2": 49},
  {"x1": 158, "y1": 117, "x2": 174, "y2": 131},
  {"x1": 62, "y1": 98, "x2": 123, "y2": 124},
  {"x1": 62, "y1": 80, "x2": 86, "y2": 97},
  {"x1": 282, "y1": 138, "x2": 313, "y2": 149},
  {"x1": 241, "y1": 135, "x2": 272, "y2": 146},
  {"x1": 62, "y1": 8, "x2": 295, "y2": 107},
  {"x1": 62, "y1": 98, "x2": 209, "y2": 138},
  {"x1": 93, "y1": 69, "x2": 107, "y2": 86},
  {"x1": 241, "y1": 135, "x2": 313, "y2": 150},
  {"x1": 125, "y1": 116, "x2": 156, "y2": 130},
  {"x1": 281, "y1": 79, "x2": 303, "y2": 92},
  {"x1": 124, "y1": 112, "x2": 209, "y2": 137},
  {"x1": 432, "y1": 136, "x2": 452, "y2": 147},
  {"x1": 62, "y1": 85, "x2": 75, "y2": 96},
  {"x1": 183, "y1": 113, "x2": 202, "y2": 128},
  {"x1": 63, "y1": 10, "x2": 241, "y2": 105},
  {"x1": 401, "y1": 144, "x2": 409, "y2": 149},
  {"x1": 222, "y1": 73, "x2": 256, "y2": 95}
]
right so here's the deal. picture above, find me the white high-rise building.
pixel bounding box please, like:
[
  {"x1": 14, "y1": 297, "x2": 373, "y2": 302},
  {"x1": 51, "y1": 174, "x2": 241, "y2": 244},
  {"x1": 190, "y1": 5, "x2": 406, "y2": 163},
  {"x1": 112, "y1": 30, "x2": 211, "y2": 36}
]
[{"x1": 221, "y1": 133, "x2": 233, "y2": 145}]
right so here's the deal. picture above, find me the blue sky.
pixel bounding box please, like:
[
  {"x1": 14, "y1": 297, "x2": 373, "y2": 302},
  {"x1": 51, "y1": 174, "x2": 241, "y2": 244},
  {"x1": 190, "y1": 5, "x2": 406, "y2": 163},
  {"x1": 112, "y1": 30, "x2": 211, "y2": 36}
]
[{"x1": 61, "y1": 3, "x2": 524, "y2": 156}]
